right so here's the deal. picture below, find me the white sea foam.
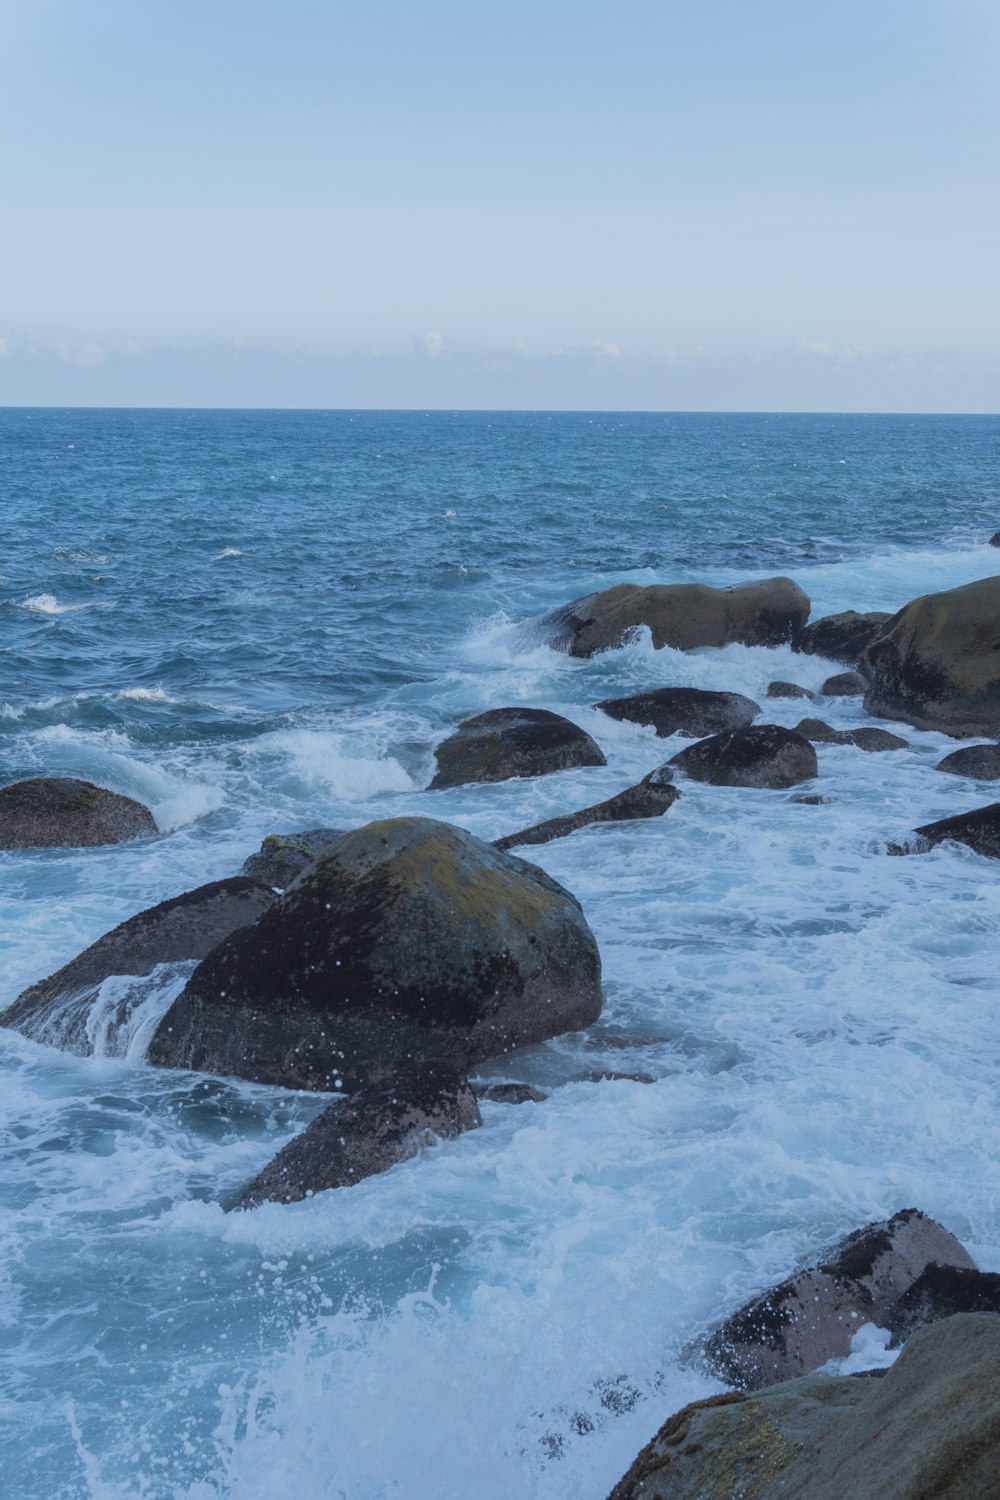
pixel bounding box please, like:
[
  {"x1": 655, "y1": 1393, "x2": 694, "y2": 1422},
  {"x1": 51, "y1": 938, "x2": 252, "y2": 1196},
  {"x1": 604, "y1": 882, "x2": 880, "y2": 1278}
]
[
  {"x1": 113, "y1": 686, "x2": 180, "y2": 704},
  {"x1": 214, "y1": 547, "x2": 246, "y2": 559},
  {"x1": 19, "y1": 593, "x2": 84, "y2": 615},
  {"x1": 253, "y1": 728, "x2": 414, "y2": 801}
]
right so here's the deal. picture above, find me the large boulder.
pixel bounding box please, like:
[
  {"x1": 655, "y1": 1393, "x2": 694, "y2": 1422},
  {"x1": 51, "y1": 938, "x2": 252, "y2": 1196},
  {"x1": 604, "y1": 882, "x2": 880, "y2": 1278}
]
[
  {"x1": 936, "y1": 744, "x2": 1000, "y2": 780},
  {"x1": 242, "y1": 827, "x2": 344, "y2": 887},
  {"x1": 429, "y1": 707, "x2": 605, "y2": 789},
  {"x1": 493, "y1": 768, "x2": 679, "y2": 852},
  {"x1": 821, "y1": 670, "x2": 868, "y2": 696},
  {"x1": 668, "y1": 725, "x2": 817, "y2": 790},
  {"x1": 861, "y1": 576, "x2": 1000, "y2": 736},
  {"x1": 888, "y1": 1265, "x2": 1000, "y2": 1344},
  {"x1": 148, "y1": 817, "x2": 602, "y2": 1091},
  {"x1": 915, "y1": 803, "x2": 1000, "y2": 859},
  {"x1": 0, "y1": 777, "x2": 156, "y2": 849},
  {"x1": 793, "y1": 610, "x2": 892, "y2": 666},
  {"x1": 704, "y1": 1208, "x2": 975, "y2": 1390},
  {"x1": 235, "y1": 1061, "x2": 481, "y2": 1208},
  {"x1": 609, "y1": 1314, "x2": 1000, "y2": 1500},
  {"x1": 530, "y1": 577, "x2": 809, "y2": 658},
  {"x1": 0, "y1": 876, "x2": 276, "y2": 1053},
  {"x1": 594, "y1": 687, "x2": 759, "y2": 738}
]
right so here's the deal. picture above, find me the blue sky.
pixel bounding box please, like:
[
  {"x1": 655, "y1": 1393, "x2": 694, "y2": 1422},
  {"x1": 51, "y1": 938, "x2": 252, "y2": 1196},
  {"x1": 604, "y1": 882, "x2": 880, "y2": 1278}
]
[{"x1": 0, "y1": 0, "x2": 997, "y2": 409}]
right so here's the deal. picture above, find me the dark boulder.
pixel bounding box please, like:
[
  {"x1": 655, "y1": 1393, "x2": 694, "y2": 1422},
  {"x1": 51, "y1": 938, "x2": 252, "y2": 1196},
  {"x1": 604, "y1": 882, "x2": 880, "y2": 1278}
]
[
  {"x1": 822, "y1": 670, "x2": 868, "y2": 696},
  {"x1": 889, "y1": 1265, "x2": 1000, "y2": 1345},
  {"x1": 936, "y1": 743, "x2": 1000, "y2": 780},
  {"x1": 794, "y1": 717, "x2": 842, "y2": 742},
  {"x1": 793, "y1": 719, "x2": 907, "y2": 751},
  {"x1": 476, "y1": 1082, "x2": 548, "y2": 1104},
  {"x1": 594, "y1": 687, "x2": 759, "y2": 738},
  {"x1": 0, "y1": 876, "x2": 276, "y2": 1052},
  {"x1": 669, "y1": 725, "x2": 817, "y2": 790},
  {"x1": 429, "y1": 707, "x2": 605, "y2": 789},
  {"x1": 235, "y1": 1061, "x2": 481, "y2": 1208},
  {"x1": 609, "y1": 1314, "x2": 1000, "y2": 1500},
  {"x1": 493, "y1": 768, "x2": 679, "y2": 852},
  {"x1": 530, "y1": 576, "x2": 809, "y2": 657},
  {"x1": 148, "y1": 817, "x2": 602, "y2": 1092},
  {"x1": 989, "y1": 532, "x2": 1000, "y2": 547},
  {"x1": 861, "y1": 576, "x2": 1000, "y2": 736},
  {"x1": 915, "y1": 803, "x2": 1000, "y2": 859},
  {"x1": 766, "y1": 680, "x2": 815, "y2": 700},
  {"x1": 0, "y1": 777, "x2": 156, "y2": 849},
  {"x1": 704, "y1": 1208, "x2": 975, "y2": 1390},
  {"x1": 793, "y1": 610, "x2": 892, "y2": 666},
  {"x1": 242, "y1": 827, "x2": 344, "y2": 887}
]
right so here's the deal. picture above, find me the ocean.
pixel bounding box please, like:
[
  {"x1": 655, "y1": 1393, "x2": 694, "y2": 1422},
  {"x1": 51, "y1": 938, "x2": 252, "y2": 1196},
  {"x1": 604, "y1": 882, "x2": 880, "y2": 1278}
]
[{"x1": 1, "y1": 407, "x2": 998, "y2": 1499}]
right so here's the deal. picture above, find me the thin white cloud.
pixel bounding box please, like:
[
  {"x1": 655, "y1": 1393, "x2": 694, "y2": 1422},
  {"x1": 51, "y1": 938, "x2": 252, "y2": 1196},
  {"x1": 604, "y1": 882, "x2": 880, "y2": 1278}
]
[
  {"x1": 592, "y1": 340, "x2": 621, "y2": 359},
  {"x1": 53, "y1": 340, "x2": 104, "y2": 367},
  {"x1": 418, "y1": 330, "x2": 446, "y2": 358}
]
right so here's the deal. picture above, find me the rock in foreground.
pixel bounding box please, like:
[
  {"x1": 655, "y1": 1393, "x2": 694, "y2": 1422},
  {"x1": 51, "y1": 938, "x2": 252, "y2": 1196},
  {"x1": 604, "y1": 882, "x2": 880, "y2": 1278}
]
[
  {"x1": 242, "y1": 827, "x2": 345, "y2": 886},
  {"x1": 148, "y1": 817, "x2": 602, "y2": 1091},
  {"x1": 493, "y1": 768, "x2": 679, "y2": 851},
  {"x1": 936, "y1": 744, "x2": 1000, "y2": 780},
  {"x1": 429, "y1": 707, "x2": 605, "y2": 789},
  {"x1": 669, "y1": 725, "x2": 817, "y2": 789},
  {"x1": 609, "y1": 1314, "x2": 1000, "y2": 1500},
  {"x1": 793, "y1": 609, "x2": 892, "y2": 666},
  {"x1": 0, "y1": 777, "x2": 157, "y2": 849},
  {"x1": 915, "y1": 802, "x2": 1000, "y2": 859},
  {"x1": 235, "y1": 1061, "x2": 481, "y2": 1208},
  {"x1": 595, "y1": 687, "x2": 759, "y2": 738},
  {"x1": 531, "y1": 576, "x2": 809, "y2": 657}
]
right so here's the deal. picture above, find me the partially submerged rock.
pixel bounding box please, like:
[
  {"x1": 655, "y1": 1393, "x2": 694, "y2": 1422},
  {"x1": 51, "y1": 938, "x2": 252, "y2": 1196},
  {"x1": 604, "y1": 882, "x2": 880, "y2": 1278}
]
[
  {"x1": 148, "y1": 817, "x2": 602, "y2": 1091},
  {"x1": 0, "y1": 877, "x2": 276, "y2": 1051},
  {"x1": 704, "y1": 1208, "x2": 975, "y2": 1390},
  {"x1": 669, "y1": 725, "x2": 817, "y2": 790},
  {"x1": 821, "y1": 670, "x2": 868, "y2": 696},
  {"x1": 793, "y1": 719, "x2": 908, "y2": 752},
  {"x1": 861, "y1": 576, "x2": 1000, "y2": 736},
  {"x1": 235, "y1": 1061, "x2": 481, "y2": 1208},
  {"x1": 429, "y1": 707, "x2": 605, "y2": 789},
  {"x1": 793, "y1": 609, "x2": 892, "y2": 666},
  {"x1": 0, "y1": 777, "x2": 157, "y2": 849},
  {"x1": 915, "y1": 802, "x2": 1000, "y2": 859},
  {"x1": 610, "y1": 1314, "x2": 1000, "y2": 1500},
  {"x1": 989, "y1": 532, "x2": 1000, "y2": 547},
  {"x1": 936, "y1": 743, "x2": 1000, "y2": 780},
  {"x1": 794, "y1": 717, "x2": 841, "y2": 742},
  {"x1": 594, "y1": 687, "x2": 759, "y2": 738},
  {"x1": 492, "y1": 768, "x2": 679, "y2": 852},
  {"x1": 242, "y1": 827, "x2": 344, "y2": 887},
  {"x1": 888, "y1": 1265, "x2": 1000, "y2": 1345},
  {"x1": 766, "y1": 680, "x2": 815, "y2": 701},
  {"x1": 531, "y1": 576, "x2": 809, "y2": 657},
  {"x1": 476, "y1": 1082, "x2": 548, "y2": 1105}
]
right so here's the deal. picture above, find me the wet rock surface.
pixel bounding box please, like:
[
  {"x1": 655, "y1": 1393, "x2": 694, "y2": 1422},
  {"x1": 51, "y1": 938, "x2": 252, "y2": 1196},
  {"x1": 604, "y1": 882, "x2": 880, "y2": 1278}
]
[
  {"x1": 492, "y1": 768, "x2": 679, "y2": 851},
  {"x1": 793, "y1": 719, "x2": 907, "y2": 752},
  {"x1": 669, "y1": 725, "x2": 817, "y2": 790},
  {"x1": 888, "y1": 1265, "x2": 1000, "y2": 1344},
  {"x1": 0, "y1": 777, "x2": 157, "y2": 849},
  {"x1": 594, "y1": 687, "x2": 760, "y2": 738},
  {"x1": 242, "y1": 827, "x2": 345, "y2": 886},
  {"x1": 793, "y1": 609, "x2": 892, "y2": 666},
  {"x1": 822, "y1": 669, "x2": 868, "y2": 696},
  {"x1": 766, "y1": 680, "x2": 815, "y2": 700},
  {"x1": 475, "y1": 1082, "x2": 548, "y2": 1104},
  {"x1": 235, "y1": 1061, "x2": 481, "y2": 1208},
  {"x1": 915, "y1": 802, "x2": 1000, "y2": 859},
  {"x1": 148, "y1": 817, "x2": 602, "y2": 1091},
  {"x1": 936, "y1": 743, "x2": 1000, "y2": 780},
  {"x1": 429, "y1": 707, "x2": 605, "y2": 788}
]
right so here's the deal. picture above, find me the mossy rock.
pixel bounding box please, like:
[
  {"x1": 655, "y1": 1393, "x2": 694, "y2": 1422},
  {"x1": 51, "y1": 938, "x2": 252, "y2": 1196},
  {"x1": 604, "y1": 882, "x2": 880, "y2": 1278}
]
[
  {"x1": 242, "y1": 827, "x2": 344, "y2": 886},
  {"x1": 0, "y1": 777, "x2": 157, "y2": 849}
]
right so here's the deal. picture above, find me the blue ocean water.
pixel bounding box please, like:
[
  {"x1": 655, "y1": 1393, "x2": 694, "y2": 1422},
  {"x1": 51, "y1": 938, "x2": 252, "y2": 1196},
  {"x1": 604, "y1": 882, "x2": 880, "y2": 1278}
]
[{"x1": 1, "y1": 408, "x2": 999, "y2": 1499}]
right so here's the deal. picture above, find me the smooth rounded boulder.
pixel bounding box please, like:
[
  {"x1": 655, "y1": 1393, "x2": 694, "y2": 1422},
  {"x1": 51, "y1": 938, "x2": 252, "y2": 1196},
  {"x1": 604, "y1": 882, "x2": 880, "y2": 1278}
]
[
  {"x1": 529, "y1": 576, "x2": 809, "y2": 657},
  {"x1": 242, "y1": 827, "x2": 345, "y2": 886},
  {"x1": 793, "y1": 609, "x2": 892, "y2": 666},
  {"x1": 148, "y1": 817, "x2": 602, "y2": 1091},
  {"x1": 594, "y1": 686, "x2": 759, "y2": 738},
  {"x1": 914, "y1": 802, "x2": 1000, "y2": 859},
  {"x1": 668, "y1": 725, "x2": 817, "y2": 789},
  {"x1": 0, "y1": 777, "x2": 157, "y2": 849},
  {"x1": 936, "y1": 743, "x2": 1000, "y2": 780},
  {"x1": 861, "y1": 576, "x2": 1000, "y2": 736},
  {"x1": 821, "y1": 669, "x2": 868, "y2": 696},
  {"x1": 429, "y1": 707, "x2": 605, "y2": 789}
]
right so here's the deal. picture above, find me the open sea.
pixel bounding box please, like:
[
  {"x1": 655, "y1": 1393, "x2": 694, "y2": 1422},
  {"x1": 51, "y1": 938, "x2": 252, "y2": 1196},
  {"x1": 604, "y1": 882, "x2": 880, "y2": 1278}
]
[{"x1": 1, "y1": 407, "x2": 999, "y2": 1499}]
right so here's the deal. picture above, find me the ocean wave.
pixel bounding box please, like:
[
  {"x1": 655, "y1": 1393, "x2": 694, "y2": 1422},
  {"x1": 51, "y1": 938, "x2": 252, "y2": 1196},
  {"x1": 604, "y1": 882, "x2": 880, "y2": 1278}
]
[
  {"x1": 113, "y1": 686, "x2": 180, "y2": 704},
  {"x1": 18, "y1": 593, "x2": 89, "y2": 616},
  {"x1": 213, "y1": 547, "x2": 246, "y2": 559},
  {"x1": 253, "y1": 728, "x2": 414, "y2": 801}
]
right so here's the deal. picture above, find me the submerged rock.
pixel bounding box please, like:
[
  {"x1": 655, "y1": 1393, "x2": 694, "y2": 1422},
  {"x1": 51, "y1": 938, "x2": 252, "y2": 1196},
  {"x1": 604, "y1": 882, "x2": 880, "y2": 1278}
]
[
  {"x1": 530, "y1": 576, "x2": 809, "y2": 657},
  {"x1": 861, "y1": 575, "x2": 1000, "y2": 736},
  {"x1": 704, "y1": 1208, "x2": 975, "y2": 1390},
  {"x1": 989, "y1": 532, "x2": 1000, "y2": 547},
  {"x1": 594, "y1": 687, "x2": 759, "y2": 738},
  {"x1": 476, "y1": 1082, "x2": 548, "y2": 1105},
  {"x1": 914, "y1": 802, "x2": 1000, "y2": 859},
  {"x1": 242, "y1": 827, "x2": 345, "y2": 887},
  {"x1": 936, "y1": 743, "x2": 1000, "y2": 780},
  {"x1": 235, "y1": 1061, "x2": 481, "y2": 1208},
  {"x1": 821, "y1": 669, "x2": 868, "y2": 696},
  {"x1": 492, "y1": 768, "x2": 679, "y2": 851},
  {"x1": 766, "y1": 680, "x2": 815, "y2": 701},
  {"x1": 793, "y1": 719, "x2": 907, "y2": 752},
  {"x1": 669, "y1": 725, "x2": 817, "y2": 790},
  {"x1": 793, "y1": 609, "x2": 892, "y2": 666},
  {"x1": 609, "y1": 1314, "x2": 1000, "y2": 1500},
  {"x1": 148, "y1": 817, "x2": 602, "y2": 1091},
  {"x1": 429, "y1": 707, "x2": 605, "y2": 789},
  {"x1": 793, "y1": 716, "x2": 842, "y2": 742},
  {"x1": 0, "y1": 777, "x2": 156, "y2": 849}
]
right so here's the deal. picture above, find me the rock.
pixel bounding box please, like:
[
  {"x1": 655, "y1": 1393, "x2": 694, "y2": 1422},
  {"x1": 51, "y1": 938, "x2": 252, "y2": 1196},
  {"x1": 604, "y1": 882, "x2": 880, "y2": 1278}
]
[
  {"x1": 794, "y1": 717, "x2": 841, "y2": 742},
  {"x1": 235, "y1": 1062, "x2": 480, "y2": 1208},
  {"x1": 608, "y1": 1313, "x2": 1000, "y2": 1500},
  {"x1": 914, "y1": 803, "x2": 1000, "y2": 859},
  {"x1": 888, "y1": 1266, "x2": 1000, "y2": 1345},
  {"x1": 936, "y1": 743, "x2": 1000, "y2": 780},
  {"x1": 492, "y1": 768, "x2": 679, "y2": 852},
  {"x1": 476, "y1": 1082, "x2": 548, "y2": 1104},
  {"x1": 793, "y1": 719, "x2": 907, "y2": 751},
  {"x1": 594, "y1": 687, "x2": 760, "y2": 738},
  {"x1": 989, "y1": 532, "x2": 1000, "y2": 547},
  {"x1": 242, "y1": 827, "x2": 345, "y2": 887},
  {"x1": 668, "y1": 725, "x2": 817, "y2": 790},
  {"x1": 861, "y1": 576, "x2": 1000, "y2": 736},
  {"x1": 822, "y1": 670, "x2": 868, "y2": 696},
  {"x1": 530, "y1": 576, "x2": 810, "y2": 657},
  {"x1": 429, "y1": 707, "x2": 605, "y2": 789},
  {"x1": 793, "y1": 610, "x2": 892, "y2": 666},
  {"x1": 148, "y1": 817, "x2": 602, "y2": 1092},
  {"x1": 0, "y1": 777, "x2": 157, "y2": 849},
  {"x1": 704, "y1": 1208, "x2": 976, "y2": 1390},
  {"x1": 766, "y1": 681, "x2": 815, "y2": 701},
  {"x1": 0, "y1": 877, "x2": 277, "y2": 1051}
]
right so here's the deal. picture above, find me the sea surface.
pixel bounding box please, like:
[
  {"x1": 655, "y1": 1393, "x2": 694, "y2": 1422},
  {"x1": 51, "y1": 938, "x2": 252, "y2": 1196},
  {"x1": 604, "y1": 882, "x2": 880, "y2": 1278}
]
[{"x1": 1, "y1": 407, "x2": 999, "y2": 1499}]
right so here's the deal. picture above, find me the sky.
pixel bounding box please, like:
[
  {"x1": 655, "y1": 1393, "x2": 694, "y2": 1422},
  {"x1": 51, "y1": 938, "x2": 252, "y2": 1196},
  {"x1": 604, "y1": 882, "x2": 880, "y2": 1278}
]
[{"x1": 0, "y1": 0, "x2": 997, "y2": 410}]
